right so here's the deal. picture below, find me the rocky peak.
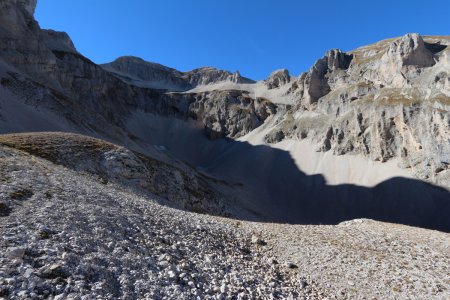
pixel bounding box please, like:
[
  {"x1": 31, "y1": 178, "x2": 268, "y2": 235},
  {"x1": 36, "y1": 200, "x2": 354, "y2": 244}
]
[
  {"x1": 104, "y1": 56, "x2": 182, "y2": 80},
  {"x1": 326, "y1": 49, "x2": 353, "y2": 70},
  {"x1": 365, "y1": 33, "x2": 439, "y2": 87},
  {"x1": 265, "y1": 69, "x2": 291, "y2": 89},
  {"x1": 297, "y1": 49, "x2": 353, "y2": 106},
  {"x1": 102, "y1": 56, "x2": 190, "y2": 90},
  {"x1": 384, "y1": 33, "x2": 435, "y2": 67},
  {"x1": 41, "y1": 29, "x2": 78, "y2": 54},
  {"x1": 231, "y1": 70, "x2": 242, "y2": 83},
  {"x1": 186, "y1": 67, "x2": 254, "y2": 86},
  {"x1": 103, "y1": 58, "x2": 255, "y2": 90},
  {"x1": 110, "y1": 56, "x2": 180, "y2": 74}
]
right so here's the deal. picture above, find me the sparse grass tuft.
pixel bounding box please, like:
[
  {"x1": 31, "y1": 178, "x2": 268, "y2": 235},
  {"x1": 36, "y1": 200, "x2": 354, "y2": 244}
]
[{"x1": 0, "y1": 132, "x2": 117, "y2": 166}]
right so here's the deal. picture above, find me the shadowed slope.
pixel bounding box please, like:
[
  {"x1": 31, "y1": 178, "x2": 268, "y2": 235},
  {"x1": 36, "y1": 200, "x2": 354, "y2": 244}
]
[
  {"x1": 0, "y1": 132, "x2": 251, "y2": 219},
  {"x1": 2, "y1": 131, "x2": 449, "y2": 232}
]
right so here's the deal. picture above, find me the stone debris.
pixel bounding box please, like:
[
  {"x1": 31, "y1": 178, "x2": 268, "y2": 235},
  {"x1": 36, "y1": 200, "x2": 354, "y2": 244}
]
[{"x1": 0, "y1": 145, "x2": 328, "y2": 299}]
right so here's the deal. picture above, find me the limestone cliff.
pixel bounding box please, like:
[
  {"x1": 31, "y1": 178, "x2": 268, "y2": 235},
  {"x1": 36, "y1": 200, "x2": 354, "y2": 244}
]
[{"x1": 265, "y1": 33, "x2": 450, "y2": 187}]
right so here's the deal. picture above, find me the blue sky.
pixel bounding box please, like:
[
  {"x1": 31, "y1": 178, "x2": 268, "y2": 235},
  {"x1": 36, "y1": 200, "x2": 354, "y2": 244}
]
[{"x1": 35, "y1": 0, "x2": 450, "y2": 80}]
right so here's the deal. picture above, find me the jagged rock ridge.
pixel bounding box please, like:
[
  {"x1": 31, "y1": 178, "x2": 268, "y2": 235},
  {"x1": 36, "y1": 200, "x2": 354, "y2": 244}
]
[{"x1": 102, "y1": 56, "x2": 255, "y2": 91}]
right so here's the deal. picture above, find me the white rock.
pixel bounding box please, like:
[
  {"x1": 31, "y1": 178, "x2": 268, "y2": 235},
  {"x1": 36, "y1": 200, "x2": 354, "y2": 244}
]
[
  {"x1": 6, "y1": 247, "x2": 26, "y2": 259},
  {"x1": 23, "y1": 268, "x2": 33, "y2": 278},
  {"x1": 167, "y1": 270, "x2": 177, "y2": 279}
]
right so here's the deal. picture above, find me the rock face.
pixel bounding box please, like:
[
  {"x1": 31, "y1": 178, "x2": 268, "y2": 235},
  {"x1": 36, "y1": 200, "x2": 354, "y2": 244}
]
[
  {"x1": 326, "y1": 48, "x2": 353, "y2": 70},
  {"x1": 0, "y1": 0, "x2": 266, "y2": 142},
  {"x1": 268, "y1": 34, "x2": 450, "y2": 187},
  {"x1": 41, "y1": 29, "x2": 78, "y2": 53},
  {"x1": 0, "y1": 0, "x2": 58, "y2": 87},
  {"x1": 265, "y1": 69, "x2": 291, "y2": 89},
  {"x1": 387, "y1": 33, "x2": 436, "y2": 67},
  {"x1": 293, "y1": 49, "x2": 353, "y2": 106},
  {"x1": 188, "y1": 90, "x2": 276, "y2": 139}
]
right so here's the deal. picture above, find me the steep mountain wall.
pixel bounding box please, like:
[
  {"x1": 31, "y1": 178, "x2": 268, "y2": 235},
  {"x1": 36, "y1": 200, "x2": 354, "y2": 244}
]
[{"x1": 266, "y1": 34, "x2": 450, "y2": 187}]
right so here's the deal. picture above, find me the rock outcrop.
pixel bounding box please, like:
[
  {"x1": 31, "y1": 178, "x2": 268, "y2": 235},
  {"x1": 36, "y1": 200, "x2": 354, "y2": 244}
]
[
  {"x1": 41, "y1": 29, "x2": 78, "y2": 54},
  {"x1": 1, "y1": 0, "x2": 37, "y2": 15},
  {"x1": 265, "y1": 69, "x2": 291, "y2": 89},
  {"x1": 292, "y1": 49, "x2": 353, "y2": 106},
  {"x1": 186, "y1": 67, "x2": 253, "y2": 86},
  {"x1": 386, "y1": 33, "x2": 436, "y2": 68},
  {"x1": 187, "y1": 90, "x2": 276, "y2": 139}
]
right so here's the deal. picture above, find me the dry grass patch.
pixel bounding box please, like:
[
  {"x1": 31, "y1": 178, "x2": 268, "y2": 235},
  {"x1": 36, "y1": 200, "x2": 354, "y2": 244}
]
[{"x1": 0, "y1": 132, "x2": 117, "y2": 163}]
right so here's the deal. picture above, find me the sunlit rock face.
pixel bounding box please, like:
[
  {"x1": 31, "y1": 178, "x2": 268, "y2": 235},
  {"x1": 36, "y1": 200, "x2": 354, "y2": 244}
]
[
  {"x1": 266, "y1": 33, "x2": 450, "y2": 188},
  {"x1": 265, "y1": 69, "x2": 291, "y2": 89}
]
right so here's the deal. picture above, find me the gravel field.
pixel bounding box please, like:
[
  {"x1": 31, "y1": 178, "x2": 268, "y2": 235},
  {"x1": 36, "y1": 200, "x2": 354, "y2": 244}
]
[
  {"x1": 0, "y1": 145, "x2": 328, "y2": 299},
  {"x1": 244, "y1": 220, "x2": 450, "y2": 299}
]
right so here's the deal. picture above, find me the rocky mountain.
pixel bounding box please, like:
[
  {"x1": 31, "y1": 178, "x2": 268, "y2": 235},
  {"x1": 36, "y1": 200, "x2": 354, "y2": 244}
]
[
  {"x1": 0, "y1": 0, "x2": 449, "y2": 299},
  {"x1": 265, "y1": 69, "x2": 291, "y2": 89},
  {"x1": 270, "y1": 33, "x2": 450, "y2": 188},
  {"x1": 102, "y1": 56, "x2": 254, "y2": 91}
]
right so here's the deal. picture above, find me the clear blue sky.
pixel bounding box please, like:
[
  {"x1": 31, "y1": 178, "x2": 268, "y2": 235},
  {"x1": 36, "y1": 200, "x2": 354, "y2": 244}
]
[{"x1": 35, "y1": 0, "x2": 450, "y2": 80}]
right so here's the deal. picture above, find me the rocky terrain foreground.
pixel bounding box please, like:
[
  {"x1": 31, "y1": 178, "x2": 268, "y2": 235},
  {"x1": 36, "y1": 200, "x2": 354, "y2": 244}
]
[
  {"x1": 0, "y1": 136, "x2": 449, "y2": 300},
  {"x1": 0, "y1": 141, "x2": 325, "y2": 299},
  {"x1": 0, "y1": 0, "x2": 450, "y2": 299}
]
